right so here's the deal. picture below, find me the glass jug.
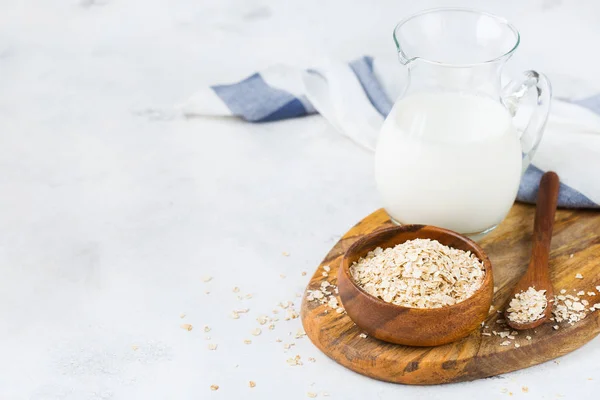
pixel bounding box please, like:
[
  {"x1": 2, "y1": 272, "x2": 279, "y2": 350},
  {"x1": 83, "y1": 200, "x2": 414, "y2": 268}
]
[{"x1": 375, "y1": 8, "x2": 551, "y2": 237}]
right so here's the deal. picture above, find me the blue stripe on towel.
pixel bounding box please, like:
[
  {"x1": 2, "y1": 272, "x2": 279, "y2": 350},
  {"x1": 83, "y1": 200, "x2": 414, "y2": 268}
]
[
  {"x1": 349, "y1": 56, "x2": 394, "y2": 117},
  {"x1": 213, "y1": 73, "x2": 308, "y2": 122},
  {"x1": 518, "y1": 164, "x2": 598, "y2": 208},
  {"x1": 258, "y1": 98, "x2": 308, "y2": 122}
]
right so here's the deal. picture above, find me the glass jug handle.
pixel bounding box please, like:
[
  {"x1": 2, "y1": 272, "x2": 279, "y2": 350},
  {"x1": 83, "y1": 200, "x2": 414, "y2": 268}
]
[{"x1": 502, "y1": 71, "x2": 552, "y2": 173}]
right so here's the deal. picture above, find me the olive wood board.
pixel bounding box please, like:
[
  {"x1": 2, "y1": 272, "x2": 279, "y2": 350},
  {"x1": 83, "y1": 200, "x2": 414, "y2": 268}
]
[{"x1": 300, "y1": 204, "x2": 600, "y2": 385}]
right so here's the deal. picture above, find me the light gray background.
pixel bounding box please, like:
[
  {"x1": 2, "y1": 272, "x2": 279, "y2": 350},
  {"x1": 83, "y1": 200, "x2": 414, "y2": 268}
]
[{"x1": 1, "y1": 0, "x2": 599, "y2": 399}]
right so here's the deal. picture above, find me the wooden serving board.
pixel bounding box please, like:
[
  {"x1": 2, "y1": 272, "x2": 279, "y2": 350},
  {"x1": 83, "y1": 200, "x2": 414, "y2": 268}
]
[{"x1": 300, "y1": 204, "x2": 600, "y2": 385}]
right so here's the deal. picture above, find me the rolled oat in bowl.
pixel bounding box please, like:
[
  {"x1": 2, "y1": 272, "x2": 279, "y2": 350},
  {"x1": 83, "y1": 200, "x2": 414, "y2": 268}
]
[{"x1": 350, "y1": 238, "x2": 485, "y2": 308}]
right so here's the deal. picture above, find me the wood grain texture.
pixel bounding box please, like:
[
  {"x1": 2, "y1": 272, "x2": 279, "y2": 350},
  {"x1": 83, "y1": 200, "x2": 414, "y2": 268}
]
[
  {"x1": 300, "y1": 204, "x2": 600, "y2": 385},
  {"x1": 338, "y1": 225, "x2": 494, "y2": 346}
]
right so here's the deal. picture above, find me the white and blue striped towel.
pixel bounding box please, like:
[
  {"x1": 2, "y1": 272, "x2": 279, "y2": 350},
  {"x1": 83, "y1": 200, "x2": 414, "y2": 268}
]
[{"x1": 181, "y1": 56, "x2": 600, "y2": 208}]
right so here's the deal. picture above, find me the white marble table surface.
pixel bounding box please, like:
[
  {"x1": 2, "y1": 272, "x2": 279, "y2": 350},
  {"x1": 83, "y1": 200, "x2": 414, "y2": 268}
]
[{"x1": 1, "y1": 0, "x2": 600, "y2": 399}]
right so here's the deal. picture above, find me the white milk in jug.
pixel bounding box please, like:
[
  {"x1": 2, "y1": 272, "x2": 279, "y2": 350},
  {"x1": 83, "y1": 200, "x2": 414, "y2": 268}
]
[{"x1": 374, "y1": 92, "x2": 522, "y2": 234}]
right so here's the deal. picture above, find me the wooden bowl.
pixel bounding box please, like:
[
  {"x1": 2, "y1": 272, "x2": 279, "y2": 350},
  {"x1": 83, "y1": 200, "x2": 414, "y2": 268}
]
[{"x1": 338, "y1": 225, "x2": 494, "y2": 347}]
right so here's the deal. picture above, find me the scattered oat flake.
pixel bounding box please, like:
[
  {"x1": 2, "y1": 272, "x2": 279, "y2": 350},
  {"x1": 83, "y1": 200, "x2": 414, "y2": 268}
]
[
  {"x1": 301, "y1": 271, "x2": 307, "y2": 276},
  {"x1": 280, "y1": 274, "x2": 286, "y2": 279},
  {"x1": 522, "y1": 386, "x2": 528, "y2": 393},
  {"x1": 181, "y1": 323, "x2": 193, "y2": 331},
  {"x1": 577, "y1": 291, "x2": 585, "y2": 296},
  {"x1": 180, "y1": 313, "x2": 186, "y2": 319},
  {"x1": 203, "y1": 276, "x2": 213, "y2": 283},
  {"x1": 307, "y1": 392, "x2": 317, "y2": 398},
  {"x1": 596, "y1": 286, "x2": 600, "y2": 292},
  {"x1": 310, "y1": 290, "x2": 323, "y2": 300},
  {"x1": 514, "y1": 343, "x2": 520, "y2": 348},
  {"x1": 553, "y1": 325, "x2": 559, "y2": 330},
  {"x1": 295, "y1": 328, "x2": 306, "y2": 339},
  {"x1": 560, "y1": 289, "x2": 567, "y2": 294},
  {"x1": 323, "y1": 266, "x2": 331, "y2": 272},
  {"x1": 308, "y1": 357, "x2": 316, "y2": 362},
  {"x1": 205, "y1": 291, "x2": 210, "y2": 295},
  {"x1": 575, "y1": 273, "x2": 583, "y2": 279},
  {"x1": 287, "y1": 355, "x2": 303, "y2": 366},
  {"x1": 553, "y1": 292, "x2": 588, "y2": 324},
  {"x1": 500, "y1": 341, "x2": 511, "y2": 346},
  {"x1": 208, "y1": 343, "x2": 218, "y2": 350},
  {"x1": 210, "y1": 384, "x2": 219, "y2": 391},
  {"x1": 481, "y1": 332, "x2": 492, "y2": 336},
  {"x1": 285, "y1": 309, "x2": 300, "y2": 320},
  {"x1": 230, "y1": 311, "x2": 240, "y2": 319},
  {"x1": 327, "y1": 297, "x2": 339, "y2": 308},
  {"x1": 204, "y1": 325, "x2": 211, "y2": 333},
  {"x1": 233, "y1": 286, "x2": 240, "y2": 293},
  {"x1": 251, "y1": 328, "x2": 262, "y2": 336},
  {"x1": 282, "y1": 251, "x2": 290, "y2": 256},
  {"x1": 249, "y1": 381, "x2": 256, "y2": 388},
  {"x1": 244, "y1": 339, "x2": 252, "y2": 344},
  {"x1": 322, "y1": 392, "x2": 330, "y2": 397},
  {"x1": 526, "y1": 335, "x2": 532, "y2": 340},
  {"x1": 322, "y1": 272, "x2": 328, "y2": 277},
  {"x1": 359, "y1": 333, "x2": 368, "y2": 338},
  {"x1": 275, "y1": 338, "x2": 282, "y2": 343},
  {"x1": 280, "y1": 300, "x2": 294, "y2": 309},
  {"x1": 132, "y1": 345, "x2": 139, "y2": 351},
  {"x1": 588, "y1": 292, "x2": 596, "y2": 296}
]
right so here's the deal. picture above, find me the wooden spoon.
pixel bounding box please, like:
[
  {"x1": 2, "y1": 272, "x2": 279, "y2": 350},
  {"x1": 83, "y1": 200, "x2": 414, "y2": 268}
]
[{"x1": 505, "y1": 171, "x2": 560, "y2": 330}]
